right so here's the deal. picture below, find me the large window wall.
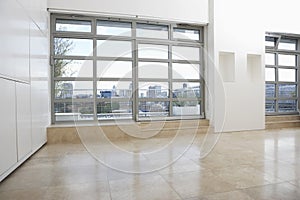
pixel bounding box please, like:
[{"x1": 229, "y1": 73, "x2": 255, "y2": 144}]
[
  {"x1": 265, "y1": 33, "x2": 299, "y2": 114},
  {"x1": 51, "y1": 14, "x2": 204, "y2": 123}
]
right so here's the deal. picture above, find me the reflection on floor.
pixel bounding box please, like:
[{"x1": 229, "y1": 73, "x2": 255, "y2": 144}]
[{"x1": 1, "y1": 128, "x2": 300, "y2": 200}]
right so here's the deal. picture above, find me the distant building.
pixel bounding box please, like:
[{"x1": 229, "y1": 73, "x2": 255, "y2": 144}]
[
  {"x1": 173, "y1": 83, "x2": 200, "y2": 98},
  {"x1": 147, "y1": 85, "x2": 161, "y2": 98},
  {"x1": 61, "y1": 83, "x2": 73, "y2": 99}
]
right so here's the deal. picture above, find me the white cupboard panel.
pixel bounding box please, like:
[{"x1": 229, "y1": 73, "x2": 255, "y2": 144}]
[
  {"x1": 0, "y1": 79, "x2": 17, "y2": 175},
  {"x1": 0, "y1": 0, "x2": 30, "y2": 82},
  {"x1": 31, "y1": 81, "x2": 49, "y2": 150},
  {"x1": 30, "y1": 22, "x2": 49, "y2": 150},
  {"x1": 16, "y1": 83, "x2": 32, "y2": 160}
]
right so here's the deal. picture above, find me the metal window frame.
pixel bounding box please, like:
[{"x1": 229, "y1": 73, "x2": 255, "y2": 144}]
[
  {"x1": 50, "y1": 13, "x2": 205, "y2": 124},
  {"x1": 265, "y1": 33, "x2": 300, "y2": 115}
]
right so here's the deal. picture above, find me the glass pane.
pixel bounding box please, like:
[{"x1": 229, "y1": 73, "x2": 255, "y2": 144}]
[
  {"x1": 265, "y1": 100, "x2": 275, "y2": 112},
  {"x1": 279, "y1": 84, "x2": 297, "y2": 98},
  {"x1": 97, "y1": 61, "x2": 132, "y2": 78},
  {"x1": 54, "y1": 59, "x2": 93, "y2": 77},
  {"x1": 265, "y1": 68, "x2": 275, "y2": 81},
  {"x1": 265, "y1": 53, "x2": 275, "y2": 65},
  {"x1": 97, "y1": 101, "x2": 132, "y2": 120},
  {"x1": 97, "y1": 40, "x2": 132, "y2": 58},
  {"x1": 172, "y1": 46, "x2": 200, "y2": 61},
  {"x1": 278, "y1": 39, "x2": 297, "y2": 50},
  {"x1": 97, "y1": 20, "x2": 131, "y2": 36},
  {"x1": 278, "y1": 100, "x2": 297, "y2": 112},
  {"x1": 136, "y1": 23, "x2": 168, "y2": 39},
  {"x1": 138, "y1": 82, "x2": 169, "y2": 98},
  {"x1": 265, "y1": 84, "x2": 275, "y2": 98},
  {"x1": 138, "y1": 44, "x2": 168, "y2": 59},
  {"x1": 97, "y1": 81, "x2": 132, "y2": 99},
  {"x1": 265, "y1": 36, "x2": 276, "y2": 47},
  {"x1": 54, "y1": 102, "x2": 94, "y2": 121},
  {"x1": 173, "y1": 63, "x2": 200, "y2": 79},
  {"x1": 172, "y1": 82, "x2": 201, "y2": 98},
  {"x1": 138, "y1": 101, "x2": 169, "y2": 117},
  {"x1": 173, "y1": 101, "x2": 200, "y2": 116},
  {"x1": 54, "y1": 81, "x2": 93, "y2": 99},
  {"x1": 278, "y1": 54, "x2": 296, "y2": 66},
  {"x1": 173, "y1": 28, "x2": 200, "y2": 40},
  {"x1": 138, "y1": 62, "x2": 168, "y2": 79},
  {"x1": 54, "y1": 38, "x2": 93, "y2": 56},
  {"x1": 56, "y1": 19, "x2": 91, "y2": 32},
  {"x1": 278, "y1": 68, "x2": 296, "y2": 82}
]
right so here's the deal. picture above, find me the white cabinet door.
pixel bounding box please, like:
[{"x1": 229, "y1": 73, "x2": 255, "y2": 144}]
[
  {"x1": 30, "y1": 21, "x2": 49, "y2": 150},
  {"x1": 16, "y1": 83, "x2": 32, "y2": 160},
  {"x1": 0, "y1": 0, "x2": 30, "y2": 82},
  {"x1": 0, "y1": 78, "x2": 17, "y2": 175}
]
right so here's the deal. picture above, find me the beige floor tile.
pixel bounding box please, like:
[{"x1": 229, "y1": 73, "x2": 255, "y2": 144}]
[
  {"x1": 162, "y1": 170, "x2": 236, "y2": 199},
  {"x1": 242, "y1": 182, "x2": 300, "y2": 200},
  {"x1": 46, "y1": 181, "x2": 111, "y2": 200},
  {"x1": 2, "y1": 128, "x2": 300, "y2": 199},
  {"x1": 201, "y1": 190, "x2": 254, "y2": 200},
  {"x1": 211, "y1": 165, "x2": 281, "y2": 189},
  {"x1": 158, "y1": 157, "x2": 202, "y2": 175},
  {"x1": 252, "y1": 160, "x2": 300, "y2": 182},
  {"x1": 109, "y1": 175, "x2": 181, "y2": 200},
  {"x1": 0, "y1": 187, "x2": 48, "y2": 200}
]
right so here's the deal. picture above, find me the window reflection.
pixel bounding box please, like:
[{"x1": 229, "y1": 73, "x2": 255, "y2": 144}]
[
  {"x1": 174, "y1": 28, "x2": 200, "y2": 40},
  {"x1": 278, "y1": 54, "x2": 296, "y2": 66},
  {"x1": 97, "y1": 61, "x2": 132, "y2": 78},
  {"x1": 265, "y1": 53, "x2": 275, "y2": 65},
  {"x1": 138, "y1": 44, "x2": 169, "y2": 59},
  {"x1": 136, "y1": 23, "x2": 168, "y2": 39},
  {"x1": 54, "y1": 59, "x2": 93, "y2": 77},
  {"x1": 56, "y1": 19, "x2": 91, "y2": 32},
  {"x1": 278, "y1": 68, "x2": 296, "y2": 82},
  {"x1": 278, "y1": 39, "x2": 297, "y2": 50},
  {"x1": 54, "y1": 38, "x2": 93, "y2": 56},
  {"x1": 97, "y1": 20, "x2": 131, "y2": 36}
]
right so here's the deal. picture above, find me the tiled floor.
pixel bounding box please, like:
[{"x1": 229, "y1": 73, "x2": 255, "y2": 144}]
[{"x1": 1, "y1": 128, "x2": 300, "y2": 200}]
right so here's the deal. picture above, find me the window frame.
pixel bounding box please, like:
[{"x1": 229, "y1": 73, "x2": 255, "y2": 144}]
[
  {"x1": 50, "y1": 13, "x2": 205, "y2": 123},
  {"x1": 265, "y1": 33, "x2": 300, "y2": 115}
]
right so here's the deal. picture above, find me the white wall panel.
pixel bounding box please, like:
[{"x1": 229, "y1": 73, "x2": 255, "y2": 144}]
[
  {"x1": 0, "y1": 0, "x2": 49, "y2": 181},
  {"x1": 0, "y1": 0, "x2": 30, "y2": 82},
  {"x1": 16, "y1": 83, "x2": 32, "y2": 160},
  {"x1": 0, "y1": 79, "x2": 17, "y2": 175},
  {"x1": 30, "y1": 21, "x2": 50, "y2": 150},
  {"x1": 209, "y1": 0, "x2": 265, "y2": 132},
  {"x1": 17, "y1": 0, "x2": 48, "y2": 35},
  {"x1": 48, "y1": 0, "x2": 208, "y2": 23}
]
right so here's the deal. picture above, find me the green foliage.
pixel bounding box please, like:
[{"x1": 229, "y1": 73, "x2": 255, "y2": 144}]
[
  {"x1": 79, "y1": 106, "x2": 93, "y2": 114},
  {"x1": 97, "y1": 102, "x2": 120, "y2": 113}
]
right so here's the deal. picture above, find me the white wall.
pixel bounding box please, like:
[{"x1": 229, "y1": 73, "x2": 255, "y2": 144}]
[
  {"x1": 263, "y1": 0, "x2": 300, "y2": 34},
  {"x1": 0, "y1": 0, "x2": 49, "y2": 181},
  {"x1": 47, "y1": 0, "x2": 300, "y2": 133},
  {"x1": 48, "y1": 0, "x2": 208, "y2": 24},
  {"x1": 209, "y1": 0, "x2": 265, "y2": 132}
]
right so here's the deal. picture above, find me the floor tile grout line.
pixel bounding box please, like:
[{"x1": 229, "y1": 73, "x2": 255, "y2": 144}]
[{"x1": 158, "y1": 172, "x2": 185, "y2": 200}]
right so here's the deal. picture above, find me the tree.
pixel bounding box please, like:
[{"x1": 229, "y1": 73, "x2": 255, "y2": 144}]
[
  {"x1": 53, "y1": 37, "x2": 74, "y2": 99},
  {"x1": 53, "y1": 37, "x2": 74, "y2": 77}
]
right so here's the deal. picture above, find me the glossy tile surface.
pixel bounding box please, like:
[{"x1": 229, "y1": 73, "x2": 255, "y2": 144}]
[{"x1": 1, "y1": 128, "x2": 300, "y2": 199}]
